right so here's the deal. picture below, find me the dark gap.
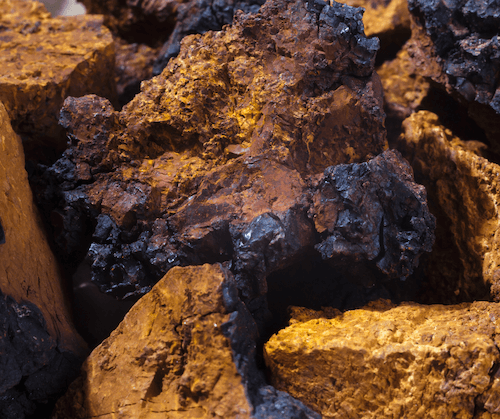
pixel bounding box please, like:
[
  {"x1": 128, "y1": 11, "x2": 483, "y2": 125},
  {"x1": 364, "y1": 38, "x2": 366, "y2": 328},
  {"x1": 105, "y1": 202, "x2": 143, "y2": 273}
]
[
  {"x1": 264, "y1": 250, "x2": 397, "y2": 343},
  {"x1": 374, "y1": 27, "x2": 412, "y2": 67},
  {"x1": 71, "y1": 261, "x2": 137, "y2": 348},
  {"x1": 418, "y1": 84, "x2": 492, "y2": 150}
]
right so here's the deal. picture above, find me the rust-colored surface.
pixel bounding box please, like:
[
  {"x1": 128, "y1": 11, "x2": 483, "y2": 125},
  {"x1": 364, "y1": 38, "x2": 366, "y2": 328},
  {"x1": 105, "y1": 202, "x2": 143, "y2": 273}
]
[
  {"x1": 397, "y1": 111, "x2": 500, "y2": 303},
  {"x1": 40, "y1": 0, "x2": 389, "y2": 300},
  {"x1": 114, "y1": 37, "x2": 159, "y2": 107},
  {"x1": 0, "y1": 101, "x2": 86, "y2": 355},
  {"x1": 51, "y1": 264, "x2": 320, "y2": 418},
  {"x1": 265, "y1": 301, "x2": 500, "y2": 419},
  {"x1": 0, "y1": 0, "x2": 116, "y2": 150},
  {"x1": 377, "y1": 44, "x2": 430, "y2": 121}
]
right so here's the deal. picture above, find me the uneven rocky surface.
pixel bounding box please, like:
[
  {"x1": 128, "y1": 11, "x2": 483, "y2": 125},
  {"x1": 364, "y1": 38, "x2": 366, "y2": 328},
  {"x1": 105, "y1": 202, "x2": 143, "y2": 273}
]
[
  {"x1": 51, "y1": 263, "x2": 321, "y2": 419},
  {"x1": 265, "y1": 301, "x2": 500, "y2": 419},
  {"x1": 0, "y1": 101, "x2": 87, "y2": 417},
  {"x1": 0, "y1": 0, "x2": 116, "y2": 157},
  {"x1": 406, "y1": 0, "x2": 500, "y2": 148},
  {"x1": 79, "y1": 0, "x2": 265, "y2": 75},
  {"x1": 36, "y1": 0, "x2": 396, "y2": 305},
  {"x1": 396, "y1": 111, "x2": 500, "y2": 304},
  {"x1": 114, "y1": 37, "x2": 159, "y2": 107},
  {"x1": 377, "y1": 43, "x2": 430, "y2": 122},
  {"x1": 0, "y1": 293, "x2": 83, "y2": 419},
  {"x1": 341, "y1": 0, "x2": 411, "y2": 61}
]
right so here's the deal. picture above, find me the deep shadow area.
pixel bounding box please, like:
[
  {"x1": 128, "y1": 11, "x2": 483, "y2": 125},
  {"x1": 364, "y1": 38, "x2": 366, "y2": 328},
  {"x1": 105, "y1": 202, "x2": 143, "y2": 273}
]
[{"x1": 264, "y1": 251, "x2": 417, "y2": 341}]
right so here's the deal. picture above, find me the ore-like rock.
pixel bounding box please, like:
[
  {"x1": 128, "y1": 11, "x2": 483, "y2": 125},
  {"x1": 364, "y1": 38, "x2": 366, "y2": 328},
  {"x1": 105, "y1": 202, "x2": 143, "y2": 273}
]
[
  {"x1": 114, "y1": 37, "x2": 160, "y2": 108},
  {"x1": 377, "y1": 43, "x2": 430, "y2": 121},
  {"x1": 79, "y1": 0, "x2": 265, "y2": 75},
  {"x1": 406, "y1": 0, "x2": 500, "y2": 147},
  {"x1": 37, "y1": 0, "x2": 390, "y2": 303},
  {"x1": 0, "y1": 100, "x2": 87, "y2": 416},
  {"x1": 397, "y1": 111, "x2": 500, "y2": 303},
  {"x1": 0, "y1": 101, "x2": 87, "y2": 354},
  {"x1": 311, "y1": 150, "x2": 435, "y2": 281},
  {"x1": 0, "y1": 0, "x2": 116, "y2": 156},
  {"x1": 265, "y1": 301, "x2": 500, "y2": 418},
  {"x1": 341, "y1": 0, "x2": 411, "y2": 62},
  {"x1": 51, "y1": 264, "x2": 321, "y2": 419},
  {"x1": 0, "y1": 292, "x2": 82, "y2": 419}
]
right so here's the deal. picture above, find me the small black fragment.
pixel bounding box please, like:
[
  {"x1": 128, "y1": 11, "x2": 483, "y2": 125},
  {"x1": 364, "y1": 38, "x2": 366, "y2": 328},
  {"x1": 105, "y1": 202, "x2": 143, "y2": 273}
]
[{"x1": 0, "y1": 217, "x2": 5, "y2": 244}]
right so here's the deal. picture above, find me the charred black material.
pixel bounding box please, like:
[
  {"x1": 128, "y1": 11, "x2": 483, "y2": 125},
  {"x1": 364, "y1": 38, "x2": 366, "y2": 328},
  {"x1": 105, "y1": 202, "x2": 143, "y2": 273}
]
[
  {"x1": 312, "y1": 150, "x2": 436, "y2": 280},
  {"x1": 408, "y1": 0, "x2": 500, "y2": 114},
  {"x1": 0, "y1": 292, "x2": 82, "y2": 419},
  {"x1": 153, "y1": 0, "x2": 265, "y2": 74},
  {"x1": 0, "y1": 218, "x2": 5, "y2": 244}
]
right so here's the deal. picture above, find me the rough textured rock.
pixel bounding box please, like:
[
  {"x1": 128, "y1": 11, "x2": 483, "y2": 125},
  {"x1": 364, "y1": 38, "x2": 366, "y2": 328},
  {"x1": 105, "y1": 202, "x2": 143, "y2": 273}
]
[
  {"x1": 114, "y1": 37, "x2": 159, "y2": 108},
  {"x1": 377, "y1": 43, "x2": 430, "y2": 121},
  {"x1": 0, "y1": 0, "x2": 116, "y2": 155},
  {"x1": 0, "y1": 101, "x2": 86, "y2": 417},
  {"x1": 406, "y1": 0, "x2": 500, "y2": 147},
  {"x1": 0, "y1": 101, "x2": 86, "y2": 354},
  {"x1": 311, "y1": 149, "x2": 435, "y2": 282},
  {"x1": 51, "y1": 264, "x2": 321, "y2": 419},
  {"x1": 35, "y1": 0, "x2": 395, "y2": 304},
  {"x1": 340, "y1": 0, "x2": 411, "y2": 61},
  {"x1": 265, "y1": 301, "x2": 500, "y2": 419},
  {"x1": 0, "y1": 293, "x2": 82, "y2": 419},
  {"x1": 396, "y1": 111, "x2": 500, "y2": 303},
  {"x1": 79, "y1": 0, "x2": 265, "y2": 74}
]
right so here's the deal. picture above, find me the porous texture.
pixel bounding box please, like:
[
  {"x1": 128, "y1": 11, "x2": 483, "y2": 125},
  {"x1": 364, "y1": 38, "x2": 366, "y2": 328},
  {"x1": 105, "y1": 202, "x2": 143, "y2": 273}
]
[
  {"x1": 0, "y1": 102, "x2": 86, "y2": 418},
  {"x1": 377, "y1": 44, "x2": 430, "y2": 121},
  {"x1": 397, "y1": 111, "x2": 500, "y2": 303},
  {"x1": 265, "y1": 301, "x2": 500, "y2": 419},
  {"x1": 0, "y1": 0, "x2": 115, "y2": 152},
  {"x1": 406, "y1": 0, "x2": 500, "y2": 147},
  {"x1": 114, "y1": 37, "x2": 159, "y2": 108},
  {"x1": 35, "y1": 0, "x2": 395, "y2": 304},
  {"x1": 79, "y1": 0, "x2": 265, "y2": 74},
  {"x1": 0, "y1": 293, "x2": 83, "y2": 419},
  {"x1": 340, "y1": 0, "x2": 411, "y2": 60},
  {"x1": 51, "y1": 264, "x2": 321, "y2": 419},
  {"x1": 311, "y1": 149, "x2": 435, "y2": 282}
]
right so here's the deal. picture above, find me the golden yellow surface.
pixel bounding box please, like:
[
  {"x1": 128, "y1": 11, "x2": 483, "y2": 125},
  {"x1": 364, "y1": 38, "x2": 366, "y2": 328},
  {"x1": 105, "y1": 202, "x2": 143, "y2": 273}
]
[
  {"x1": 0, "y1": 101, "x2": 87, "y2": 355},
  {"x1": 52, "y1": 264, "x2": 253, "y2": 418},
  {"x1": 401, "y1": 111, "x2": 500, "y2": 301},
  {"x1": 0, "y1": 0, "x2": 115, "y2": 141},
  {"x1": 265, "y1": 301, "x2": 500, "y2": 418}
]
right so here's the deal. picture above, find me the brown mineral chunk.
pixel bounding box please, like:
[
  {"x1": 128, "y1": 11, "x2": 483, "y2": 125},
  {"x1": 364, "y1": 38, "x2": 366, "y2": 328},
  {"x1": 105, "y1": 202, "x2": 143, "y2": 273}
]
[
  {"x1": 0, "y1": 0, "x2": 116, "y2": 153},
  {"x1": 114, "y1": 37, "x2": 159, "y2": 107},
  {"x1": 0, "y1": 101, "x2": 87, "y2": 416},
  {"x1": 397, "y1": 111, "x2": 500, "y2": 303},
  {"x1": 38, "y1": 0, "x2": 389, "y2": 301},
  {"x1": 265, "y1": 301, "x2": 500, "y2": 418},
  {"x1": 80, "y1": 0, "x2": 265, "y2": 75},
  {"x1": 0, "y1": 101, "x2": 86, "y2": 355},
  {"x1": 377, "y1": 43, "x2": 430, "y2": 121},
  {"x1": 51, "y1": 264, "x2": 321, "y2": 419},
  {"x1": 405, "y1": 0, "x2": 500, "y2": 148}
]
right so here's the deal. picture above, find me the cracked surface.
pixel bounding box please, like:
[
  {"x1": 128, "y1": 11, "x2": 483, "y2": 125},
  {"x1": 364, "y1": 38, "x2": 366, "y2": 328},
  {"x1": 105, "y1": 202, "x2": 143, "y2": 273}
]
[
  {"x1": 397, "y1": 111, "x2": 500, "y2": 304},
  {"x1": 405, "y1": 0, "x2": 500, "y2": 148},
  {"x1": 0, "y1": 0, "x2": 116, "y2": 152},
  {"x1": 51, "y1": 264, "x2": 320, "y2": 418},
  {"x1": 36, "y1": 0, "x2": 390, "y2": 302},
  {"x1": 265, "y1": 300, "x2": 500, "y2": 419},
  {"x1": 79, "y1": 0, "x2": 265, "y2": 75}
]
